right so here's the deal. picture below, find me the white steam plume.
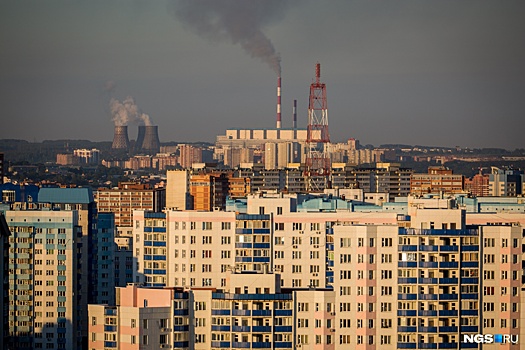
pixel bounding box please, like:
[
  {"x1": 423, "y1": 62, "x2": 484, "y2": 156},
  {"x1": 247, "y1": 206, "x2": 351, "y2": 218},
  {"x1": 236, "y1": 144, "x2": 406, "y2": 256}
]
[
  {"x1": 110, "y1": 96, "x2": 152, "y2": 126},
  {"x1": 170, "y1": 0, "x2": 292, "y2": 75}
]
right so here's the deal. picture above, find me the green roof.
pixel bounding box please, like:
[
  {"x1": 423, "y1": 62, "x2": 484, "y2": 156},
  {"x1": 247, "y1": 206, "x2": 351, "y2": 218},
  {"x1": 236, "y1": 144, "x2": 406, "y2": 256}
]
[{"x1": 38, "y1": 188, "x2": 94, "y2": 204}]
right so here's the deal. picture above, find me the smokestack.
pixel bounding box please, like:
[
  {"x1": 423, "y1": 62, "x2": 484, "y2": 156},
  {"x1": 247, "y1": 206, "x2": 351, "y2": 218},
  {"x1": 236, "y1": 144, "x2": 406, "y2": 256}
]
[
  {"x1": 293, "y1": 99, "x2": 297, "y2": 129},
  {"x1": 141, "y1": 126, "x2": 160, "y2": 154},
  {"x1": 135, "y1": 125, "x2": 146, "y2": 152},
  {"x1": 112, "y1": 126, "x2": 130, "y2": 150},
  {"x1": 276, "y1": 76, "x2": 282, "y2": 129}
]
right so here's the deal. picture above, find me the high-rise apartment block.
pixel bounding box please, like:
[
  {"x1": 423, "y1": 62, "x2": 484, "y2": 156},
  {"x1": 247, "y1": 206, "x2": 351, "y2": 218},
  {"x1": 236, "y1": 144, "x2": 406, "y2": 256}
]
[
  {"x1": 5, "y1": 210, "x2": 83, "y2": 350},
  {"x1": 411, "y1": 166, "x2": 465, "y2": 196},
  {"x1": 95, "y1": 182, "x2": 165, "y2": 227},
  {"x1": 0, "y1": 212, "x2": 9, "y2": 350},
  {"x1": 73, "y1": 148, "x2": 100, "y2": 165},
  {"x1": 489, "y1": 167, "x2": 524, "y2": 196},
  {"x1": 91, "y1": 193, "x2": 525, "y2": 350}
]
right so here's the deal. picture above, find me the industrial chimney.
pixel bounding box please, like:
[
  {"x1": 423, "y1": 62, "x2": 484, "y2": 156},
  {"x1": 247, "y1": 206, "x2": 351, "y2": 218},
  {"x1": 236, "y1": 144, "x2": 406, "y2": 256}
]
[
  {"x1": 135, "y1": 125, "x2": 146, "y2": 152},
  {"x1": 111, "y1": 125, "x2": 130, "y2": 150},
  {"x1": 141, "y1": 125, "x2": 160, "y2": 154},
  {"x1": 276, "y1": 76, "x2": 282, "y2": 129},
  {"x1": 293, "y1": 99, "x2": 297, "y2": 129}
]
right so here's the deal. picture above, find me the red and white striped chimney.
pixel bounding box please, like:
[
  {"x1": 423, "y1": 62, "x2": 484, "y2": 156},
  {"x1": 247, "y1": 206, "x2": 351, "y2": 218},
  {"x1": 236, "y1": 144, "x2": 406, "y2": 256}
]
[{"x1": 276, "y1": 76, "x2": 282, "y2": 129}]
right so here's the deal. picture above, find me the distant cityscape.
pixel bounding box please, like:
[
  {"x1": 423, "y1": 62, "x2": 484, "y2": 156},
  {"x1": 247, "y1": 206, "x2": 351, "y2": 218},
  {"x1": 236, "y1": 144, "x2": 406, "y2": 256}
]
[{"x1": 1, "y1": 65, "x2": 524, "y2": 350}]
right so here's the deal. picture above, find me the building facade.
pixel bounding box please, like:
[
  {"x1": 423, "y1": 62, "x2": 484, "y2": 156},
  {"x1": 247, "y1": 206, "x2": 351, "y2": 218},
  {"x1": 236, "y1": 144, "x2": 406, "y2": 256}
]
[
  {"x1": 95, "y1": 182, "x2": 165, "y2": 227},
  {"x1": 6, "y1": 210, "x2": 82, "y2": 350}
]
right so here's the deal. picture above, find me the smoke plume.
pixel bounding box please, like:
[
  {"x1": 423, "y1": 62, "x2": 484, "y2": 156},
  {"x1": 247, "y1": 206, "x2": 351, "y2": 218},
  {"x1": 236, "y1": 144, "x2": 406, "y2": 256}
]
[
  {"x1": 110, "y1": 96, "x2": 152, "y2": 126},
  {"x1": 170, "y1": 0, "x2": 291, "y2": 75}
]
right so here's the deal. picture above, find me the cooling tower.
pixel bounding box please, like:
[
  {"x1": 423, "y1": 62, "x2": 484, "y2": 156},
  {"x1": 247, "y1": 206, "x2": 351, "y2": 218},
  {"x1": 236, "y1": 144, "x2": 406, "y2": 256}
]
[
  {"x1": 141, "y1": 125, "x2": 160, "y2": 154},
  {"x1": 111, "y1": 125, "x2": 130, "y2": 150},
  {"x1": 135, "y1": 125, "x2": 146, "y2": 152}
]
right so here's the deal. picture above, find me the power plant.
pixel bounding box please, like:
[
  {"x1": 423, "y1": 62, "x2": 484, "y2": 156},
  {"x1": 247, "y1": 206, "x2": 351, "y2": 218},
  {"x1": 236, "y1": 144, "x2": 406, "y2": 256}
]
[
  {"x1": 111, "y1": 126, "x2": 130, "y2": 150},
  {"x1": 135, "y1": 125, "x2": 146, "y2": 153},
  {"x1": 112, "y1": 124, "x2": 160, "y2": 154},
  {"x1": 140, "y1": 125, "x2": 160, "y2": 154}
]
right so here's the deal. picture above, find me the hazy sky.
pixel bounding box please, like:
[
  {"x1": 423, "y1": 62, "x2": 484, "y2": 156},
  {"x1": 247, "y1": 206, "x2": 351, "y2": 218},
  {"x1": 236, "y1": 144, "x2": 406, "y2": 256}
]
[{"x1": 1, "y1": 0, "x2": 524, "y2": 149}]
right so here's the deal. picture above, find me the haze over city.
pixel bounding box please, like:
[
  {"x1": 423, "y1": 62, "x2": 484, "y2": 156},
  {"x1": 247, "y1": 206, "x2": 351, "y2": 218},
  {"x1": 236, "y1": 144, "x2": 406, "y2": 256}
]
[{"x1": 1, "y1": 0, "x2": 524, "y2": 149}]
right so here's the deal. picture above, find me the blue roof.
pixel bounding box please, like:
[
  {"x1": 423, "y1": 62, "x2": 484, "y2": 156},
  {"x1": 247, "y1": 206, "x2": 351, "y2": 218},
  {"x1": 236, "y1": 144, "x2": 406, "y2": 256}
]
[{"x1": 38, "y1": 188, "x2": 94, "y2": 204}]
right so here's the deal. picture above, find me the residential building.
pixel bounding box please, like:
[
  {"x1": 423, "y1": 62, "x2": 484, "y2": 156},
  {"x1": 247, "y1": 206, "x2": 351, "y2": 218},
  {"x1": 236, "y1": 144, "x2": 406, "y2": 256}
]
[
  {"x1": 73, "y1": 148, "x2": 100, "y2": 165},
  {"x1": 410, "y1": 166, "x2": 464, "y2": 196},
  {"x1": 114, "y1": 226, "x2": 134, "y2": 288},
  {"x1": 5, "y1": 210, "x2": 83, "y2": 350},
  {"x1": 465, "y1": 172, "x2": 490, "y2": 197},
  {"x1": 0, "y1": 212, "x2": 9, "y2": 350},
  {"x1": 166, "y1": 170, "x2": 193, "y2": 210},
  {"x1": 489, "y1": 167, "x2": 524, "y2": 196},
  {"x1": 95, "y1": 182, "x2": 165, "y2": 227}
]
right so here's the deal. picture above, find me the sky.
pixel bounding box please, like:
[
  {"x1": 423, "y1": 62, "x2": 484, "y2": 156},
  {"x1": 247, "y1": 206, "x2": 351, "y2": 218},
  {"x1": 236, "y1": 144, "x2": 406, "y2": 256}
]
[{"x1": 1, "y1": 0, "x2": 524, "y2": 149}]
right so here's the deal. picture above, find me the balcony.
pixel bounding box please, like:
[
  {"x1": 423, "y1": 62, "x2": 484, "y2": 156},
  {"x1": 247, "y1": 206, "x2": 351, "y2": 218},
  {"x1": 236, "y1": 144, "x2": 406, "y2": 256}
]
[
  {"x1": 460, "y1": 278, "x2": 478, "y2": 284},
  {"x1": 438, "y1": 294, "x2": 458, "y2": 300},
  {"x1": 439, "y1": 262, "x2": 458, "y2": 268},
  {"x1": 398, "y1": 277, "x2": 417, "y2": 284},
  {"x1": 438, "y1": 343, "x2": 458, "y2": 349},
  {"x1": 438, "y1": 278, "x2": 458, "y2": 284},
  {"x1": 252, "y1": 326, "x2": 272, "y2": 333},
  {"x1": 274, "y1": 342, "x2": 293, "y2": 348},
  {"x1": 418, "y1": 278, "x2": 438, "y2": 284},
  {"x1": 232, "y1": 309, "x2": 251, "y2": 316},
  {"x1": 439, "y1": 326, "x2": 458, "y2": 332},
  {"x1": 418, "y1": 344, "x2": 438, "y2": 349},
  {"x1": 211, "y1": 342, "x2": 231, "y2": 348},
  {"x1": 211, "y1": 325, "x2": 230, "y2": 332},
  {"x1": 252, "y1": 342, "x2": 272, "y2": 348},
  {"x1": 418, "y1": 326, "x2": 438, "y2": 333},
  {"x1": 418, "y1": 294, "x2": 438, "y2": 300},
  {"x1": 274, "y1": 310, "x2": 292, "y2": 316},
  {"x1": 398, "y1": 326, "x2": 417, "y2": 332},
  {"x1": 460, "y1": 326, "x2": 478, "y2": 333},
  {"x1": 399, "y1": 245, "x2": 418, "y2": 251},
  {"x1": 460, "y1": 293, "x2": 478, "y2": 299},
  {"x1": 398, "y1": 262, "x2": 417, "y2": 268},
  {"x1": 419, "y1": 261, "x2": 439, "y2": 268},
  {"x1": 211, "y1": 309, "x2": 231, "y2": 316},
  {"x1": 398, "y1": 343, "x2": 417, "y2": 349},
  {"x1": 460, "y1": 310, "x2": 478, "y2": 316},
  {"x1": 462, "y1": 245, "x2": 479, "y2": 251},
  {"x1": 439, "y1": 245, "x2": 459, "y2": 252},
  {"x1": 438, "y1": 310, "x2": 458, "y2": 317},
  {"x1": 252, "y1": 310, "x2": 272, "y2": 317},
  {"x1": 231, "y1": 342, "x2": 251, "y2": 348},
  {"x1": 398, "y1": 293, "x2": 417, "y2": 300},
  {"x1": 419, "y1": 245, "x2": 438, "y2": 251},
  {"x1": 274, "y1": 326, "x2": 293, "y2": 333},
  {"x1": 232, "y1": 325, "x2": 251, "y2": 332},
  {"x1": 418, "y1": 310, "x2": 437, "y2": 317},
  {"x1": 398, "y1": 310, "x2": 417, "y2": 317},
  {"x1": 461, "y1": 262, "x2": 478, "y2": 268}
]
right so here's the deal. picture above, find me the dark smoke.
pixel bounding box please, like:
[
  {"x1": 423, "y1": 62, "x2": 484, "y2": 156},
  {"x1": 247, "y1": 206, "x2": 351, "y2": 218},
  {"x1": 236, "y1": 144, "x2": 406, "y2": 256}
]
[{"x1": 170, "y1": 0, "x2": 291, "y2": 75}]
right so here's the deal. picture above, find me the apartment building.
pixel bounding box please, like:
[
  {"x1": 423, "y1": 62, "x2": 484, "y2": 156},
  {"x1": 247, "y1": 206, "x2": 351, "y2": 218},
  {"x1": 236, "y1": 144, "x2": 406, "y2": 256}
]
[
  {"x1": 5, "y1": 210, "x2": 83, "y2": 350},
  {"x1": 95, "y1": 182, "x2": 165, "y2": 226},
  {"x1": 89, "y1": 273, "x2": 338, "y2": 350},
  {"x1": 0, "y1": 213, "x2": 9, "y2": 350},
  {"x1": 411, "y1": 166, "x2": 465, "y2": 196},
  {"x1": 489, "y1": 167, "x2": 524, "y2": 197},
  {"x1": 124, "y1": 193, "x2": 525, "y2": 348},
  {"x1": 114, "y1": 226, "x2": 134, "y2": 287}
]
